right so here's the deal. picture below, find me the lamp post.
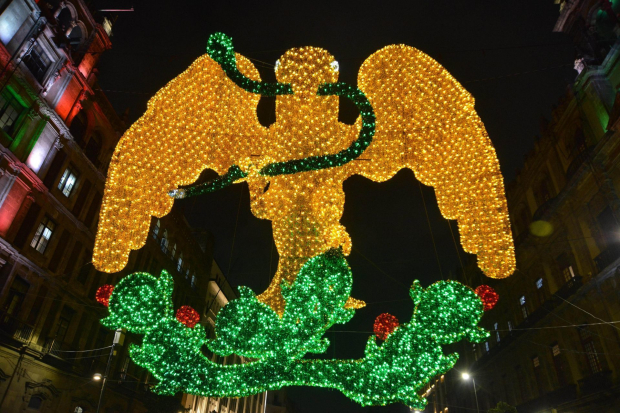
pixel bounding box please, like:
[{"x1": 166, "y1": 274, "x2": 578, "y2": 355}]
[
  {"x1": 461, "y1": 372, "x2": 480, "y2": 413},
  {"x1": 94, "y1": 329, "x2": 125, "y2": 413}
]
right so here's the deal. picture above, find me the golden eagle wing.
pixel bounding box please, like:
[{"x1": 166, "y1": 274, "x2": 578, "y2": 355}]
[
  {"x1": 93, "y1": 53, "x2": 266, "y2": 273},
  {"x1": 350, "y1": 45, "x2": 515, "y2": 279}
]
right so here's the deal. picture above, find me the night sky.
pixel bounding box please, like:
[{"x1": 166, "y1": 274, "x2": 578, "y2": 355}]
[{"x1": 97, "y1": 1, "x2": 575, "y2": 412}]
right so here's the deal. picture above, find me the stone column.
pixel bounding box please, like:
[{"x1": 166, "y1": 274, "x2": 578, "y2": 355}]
[
  {"x1": 36, "y1": 135, "x2": 64, "y2": 180},
  {"x1": 8, "y1": 108, "x2": 37, "y2": 158},
  {"x1": 0, "y1": 166, "x2": 20, "y2": 209},
  {"x1": 6, "y1": 192, "x2": 34, "y2": 242},
  {"x1": 64, "y1": 21, "x2": 77, "y2": 37},
  {"x1": 65, "y1": 90, "x2": 88, "y2": 124},
  {"x1": 53, "y1": 1, "x2": 67, "y2": 19}
]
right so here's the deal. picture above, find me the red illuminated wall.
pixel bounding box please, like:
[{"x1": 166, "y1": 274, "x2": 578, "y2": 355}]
[{"x1": 0, "y1": 181, "x2": 27, "y2": 237}]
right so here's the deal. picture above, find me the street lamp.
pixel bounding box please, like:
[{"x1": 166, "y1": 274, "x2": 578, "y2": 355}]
[
  {"x1": 94, "y1": 329, "x2": 125, "y2": 413},
  {"x1": 461, "y1": 372, "x2": 480, "y2": 413}
]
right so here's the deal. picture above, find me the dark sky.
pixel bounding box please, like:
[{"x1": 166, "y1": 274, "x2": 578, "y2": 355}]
[{"x1": 97, "y1": 1, "x2": 575, "y2": 412}]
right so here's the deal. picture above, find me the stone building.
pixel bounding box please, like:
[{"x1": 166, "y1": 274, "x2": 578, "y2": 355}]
[
  {"x1": 0, "y1": 1, "x2": 265, "y2": 412},
  {"x1": 450, "y1": 1, "x2": 620, "y2": 412}
]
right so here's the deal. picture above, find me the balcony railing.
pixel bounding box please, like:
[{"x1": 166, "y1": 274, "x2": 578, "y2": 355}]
[
  {"x1": 516, "y1": 383, "x2": 577, "y2": 413},
  {"x1": 0, "y1": 312, "x2": 34, "y2": 343},
  {"x1": 594, "y1": 246, "x2": 620, "y2": 273},
  {"x1": 43, "y1": 336, "x2": 80, "y2": 362},
  {"x1": 578, "y1": 369, "x2": 612, "y2": 395}
]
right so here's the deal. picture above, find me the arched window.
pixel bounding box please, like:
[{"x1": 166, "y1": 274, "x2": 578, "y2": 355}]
[
  {"x1": 160, "y1": 229, "x2": 168, "y2": 253},
  {"x1": 177, "y1": 252, "x2": 183, "y2": 272},
  {"x1": 152, "y1": 219, "x2": 160, "y2": 239},
  {"x1": 84, "y1": 133, "x2": 102, "y2": 167},
  {"x1": 579, "y1": 324, "x2": 603, "y2": 374},
  {"x1": 68, "y1": 25, "x2": 83, "y2": 51},
  {"x1": 69, "y1": 111, "x2": 87, "y2": 145},
  {"x1": 56, "y1": 8, "x2": 73, "y2": 32},
  {"x1": 27, "y1": 395, "x2": 43, "y2": 410},
  {"x1": 170, "y1": 243, "x2": 177, "y2": 258},
  {"x1": 191, "y1": 273, "x2": 197, "y2": 290},
  {"x1": 535, "y1": 177, "x2": 553, "y2": 206}
]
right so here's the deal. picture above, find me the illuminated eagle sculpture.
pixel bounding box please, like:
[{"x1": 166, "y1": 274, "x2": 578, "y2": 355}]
[{"x1": 93, "y1": 33, "x2": 515, "y2": 315}]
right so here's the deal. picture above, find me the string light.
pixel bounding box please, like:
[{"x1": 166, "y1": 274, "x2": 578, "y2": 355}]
[
  {"x1": 92, "y1": 33, "x2": 514, "y2": 315},
  {"x1": 98, "y1": 249, "x2": 489, "y2": 409}
]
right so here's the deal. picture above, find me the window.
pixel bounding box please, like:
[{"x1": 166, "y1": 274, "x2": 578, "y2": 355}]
[
  {"x1": 2, "y1": 277, "x2": 29, "y2": 318},
  {"x1": 50, "y1": 306, "x2": 74, "y2": 351},
  {"x1": 23, "y1": 41, "x2": 51, "y2": 83},
  {"x1": 160, "y1": 229, "x2": 168, "y2": 253},
  {"x1": 536, "y1": 178, "x2": 552, "y2": 205},
  {"x1": 551, "y1": 341, "x2": 568, "y2": 386},
  {"x1": 562, "y1": 265, "x2": 575, "y2": 282},
  {"x1": 583, "y1": 341, "x2": 602, "y2": 374},
  {"x1": 191, "y1": 274, "x2": 196, "y2": 290},
  {"x1": 153, "y1": 219, "x2": 160, "y2": 239},
  {"x1": 185, "y1": 267, "x2": 190, "y2": 280},
  {"x1": 485, "y1": 341, "x2": 490, "y2": 352},
  {"x1": 171, "y1": 243, "x2": 177, "y2": 258},
  {"x1": 84, "y1": 134, "x2": 102, "y2": 167},
  {"x1": 58, "y1": 166, "x2": 78, "y2": 197},
  {"x1": 532, "y1": 356, "x2": 540, "y2": 368},
  {"x1": 508, "y1": 321, "x2": 513, "y2": 331},
  {"x1": 0, "y1": 91, "x2": 23, "y2": 135},
  {"x1": 536, "y1": 278, "x2": 543, "y2": 289},
  {"x1": 177, "y1": 252, "x2": 183, "y2": 272},
  {"x1": 69, "y1": 112, "x2": 87, "y2": 145},
  {"x1": 30, "y1": 216, "x2": 55, "y2": 253},
  {"x1": 27, "y1": 395, "x2": 43, "y2": 409},
  {"x1": 520, "y1": 295, "x2": 528, "y2": 319},
  {"x1": 555, "y1": 252, "x2": 576, "y2": 282},
  {"x1": 494, "y1": 322, "x2": 500, "y2": 342},
  {"x1": 579, "y1": 326, "x2": 602, "y2": 374}
]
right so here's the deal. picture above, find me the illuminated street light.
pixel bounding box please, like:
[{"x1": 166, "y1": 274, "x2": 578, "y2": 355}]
[
  {"x1": 93, "y1": 373, "x2": 102, "y2": 381},
  {"x1": 461, "y1": 371, "x2": 479, "y2": 413}
]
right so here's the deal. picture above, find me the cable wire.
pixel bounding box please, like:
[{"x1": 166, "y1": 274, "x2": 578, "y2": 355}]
[{"x1": 417, "y1": 180, "x2": 444, "y2": 280}]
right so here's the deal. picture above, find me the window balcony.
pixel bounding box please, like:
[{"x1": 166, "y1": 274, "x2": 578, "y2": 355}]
[
  {"x1": 594, "y1": 246, "x2": 620, "y2": 273},
  {"x1": 43, "y1": 336, "x2": 75, "y2": 359},
  {"x1": 578, "y1": 369, "x2": 612, "y2": 395},
  {"x1": 0, "y1": 311, "x2": 34, "y2": 344},
  {"x1": 516, "y1": 383, "x2": 577, "y2": 413}
]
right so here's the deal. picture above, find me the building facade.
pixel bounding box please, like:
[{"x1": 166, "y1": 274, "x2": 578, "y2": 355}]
[
  {"x1": 450, "y1": 1, "x2": 620, "y2": 412},
  {"x1": 0, "y1": 1, "x2": 266, "y2": 412}
]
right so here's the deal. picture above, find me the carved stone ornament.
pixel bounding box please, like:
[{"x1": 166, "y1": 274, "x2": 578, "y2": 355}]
[{"x1": 53, "y1": 136, "x2": 64, "y2": 150}]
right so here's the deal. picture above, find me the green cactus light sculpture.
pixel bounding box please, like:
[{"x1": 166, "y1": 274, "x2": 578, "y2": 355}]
[{"x1": 98, "y1": 249, "x2": 489, "y2": 409}]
